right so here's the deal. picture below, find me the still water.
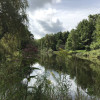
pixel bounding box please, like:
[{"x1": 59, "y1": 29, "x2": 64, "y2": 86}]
[{"x1": 0, "y1": 55, "x2": 100, "y2": 100}]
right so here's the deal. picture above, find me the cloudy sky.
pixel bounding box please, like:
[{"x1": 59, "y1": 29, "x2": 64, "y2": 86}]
[{"x1": 27, "y1": 0, "x2": 100, "y2": 39}]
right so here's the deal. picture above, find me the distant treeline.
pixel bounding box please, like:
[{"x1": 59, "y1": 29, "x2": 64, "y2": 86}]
[
  {"x1": 37, "y1": 31, "x2": 69, "y2": 51},
  {"x1": 37, "y1": 14, "x2": 100, "y2": 51}
]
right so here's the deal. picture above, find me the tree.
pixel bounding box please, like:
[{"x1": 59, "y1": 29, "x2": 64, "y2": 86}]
[
  {"x1": 76, "y1": 19, "x2": 92, "y2": 49},
  {"x1": 66, "y1": 17, "x2": 96, "y2": 51},
  {"x1": 90, "y1": 15, "x2": 100, "y2": 49},
  {"x1": 65, "y1": 29, "x2": 79, "y2": 50},
  {"x1": 62, "y1": 31, "x2": 69, "y2": 44},
  {"x1": 0, "y1": 0, "x2": 37, "y2": 57},
  {"x1": 0, "y1": 0, "x2": 28, "y2": 39},
  {"x1": 56, "y1": 39, "x2": 63, "y2": 50}
]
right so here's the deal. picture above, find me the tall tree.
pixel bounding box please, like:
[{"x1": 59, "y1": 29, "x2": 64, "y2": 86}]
[
  {"x1": 65, "y1": 29, "x2": 78, "y2": 50},
  {"x1": 0, "y1": 0, "x2": 28, "y2": 39},
  {"x1": 90, "y1": 15, "x2": 100, "y2": 49}
]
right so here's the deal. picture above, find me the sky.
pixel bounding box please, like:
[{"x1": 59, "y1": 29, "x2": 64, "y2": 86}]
[{"x1": 27, "y1": 0, "x2": 100, "y2": 39}]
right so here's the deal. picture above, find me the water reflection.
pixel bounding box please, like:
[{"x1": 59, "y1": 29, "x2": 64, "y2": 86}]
[
  {"x1": 27, "y1": 63, "x2": 88, "y2": 99},
  {"x1": 0, "y1": 55, "x2": 100, "y2": 100},
  {"x1": 0, "y1": 57, "x2": 36, "y2": 100},
  {"x1": 37, "y1": 55, "x2": 100, "y2": 100}
]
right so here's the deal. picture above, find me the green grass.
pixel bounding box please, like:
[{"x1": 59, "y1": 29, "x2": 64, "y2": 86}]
[
  {"x1": 54, "y1": 49, "x2": 100, "y2": 64},
  {"x1": 75, "y1": 49, "x2": 100, "y2": 64},
  {"x1": 76, "y1": 49, "x2": 100, "y2": 58},
  {"x1": 54, "y1": 49, "x2": 69, "y2": 56}
]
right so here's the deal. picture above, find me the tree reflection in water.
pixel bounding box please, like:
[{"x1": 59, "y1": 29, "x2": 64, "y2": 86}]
[{"x1": 0, "y1": 54, "x2": 100, "y2": 100}]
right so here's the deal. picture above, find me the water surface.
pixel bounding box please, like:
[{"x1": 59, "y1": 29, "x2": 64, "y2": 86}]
[{"x1": 0, "y1": 55, "x2": 100, "y2": 100}]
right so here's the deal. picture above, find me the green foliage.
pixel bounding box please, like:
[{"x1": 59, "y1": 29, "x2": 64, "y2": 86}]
[
  {"x1": 76, "y1": 19, "x2": 92, "y2": 48},
  {"x1": 0, "y1": 0, "x2": 37, "y2": 58},
  {"x1": 0, "y1": 0, "x2": 28, "y2": 39},
  {"x1": 56, "y1": 39, "x2": 63, "y2": 50},
  {"x1": 65, "y1": 14, "x2": 100, "y2": 51},
  {"x1": 90, "y1": 15, "x2": 100, "y2": 49},
  {"x1": 38, "y1": 31, "x2": 69, "y2": 52},
  {"x1": 65, "y1": 29, "x2": 79, "y2": 50}
]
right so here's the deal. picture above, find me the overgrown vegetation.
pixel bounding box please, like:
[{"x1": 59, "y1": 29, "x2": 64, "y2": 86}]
[{"x1": 0, "y1": 0, "x2": 37, "y2": 59}]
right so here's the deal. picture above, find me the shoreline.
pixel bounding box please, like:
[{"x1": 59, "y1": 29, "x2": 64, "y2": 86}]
[{"x1": 54, "y1": 49, "x2": 100, "y2": 65}]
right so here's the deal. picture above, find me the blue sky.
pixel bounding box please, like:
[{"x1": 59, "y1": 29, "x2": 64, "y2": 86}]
[{"x1": 27, "y1": 0, "x2": 100, "y2": 39}]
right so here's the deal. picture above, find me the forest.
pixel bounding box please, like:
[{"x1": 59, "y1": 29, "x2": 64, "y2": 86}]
[{"x1": 38, "y1": 14, "x2": 100, "y2": 52}]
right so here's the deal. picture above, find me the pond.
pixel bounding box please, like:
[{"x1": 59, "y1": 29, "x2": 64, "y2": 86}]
[{"x1": 0, "y1": 54, "x2": 100, "y2": 100}]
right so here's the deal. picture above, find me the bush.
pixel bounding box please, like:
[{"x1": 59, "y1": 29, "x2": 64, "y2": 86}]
[
  {"x1": 90, "y1": 42, "x2": 100, "y2": 50},
  {"x1": 48, "y1": 48, "x2": 53, "y2": 53},
  {"x1": 85, "y1": 45, "x2": 90, "y2": 51}
]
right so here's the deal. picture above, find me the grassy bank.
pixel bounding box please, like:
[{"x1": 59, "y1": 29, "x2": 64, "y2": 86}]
[
  {"x1": 54, "y1": 49, "x2": 100, "y2": 64},
  {"x1": 74, "y1": 49, "x2": 100, "y2": 64}
]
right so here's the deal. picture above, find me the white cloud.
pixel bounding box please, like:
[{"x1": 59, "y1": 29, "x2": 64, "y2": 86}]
[
  {"x1": 27, "y1": 0, "x2": 100, "y2": 39},
  {"x1": 55, "y1": 8, "x2": 100, "y2": 31},
  {"x1": 52, "y1": 0, "x2": 61, "y2": 3},
  {"x1": 28, "y1": 8, "x2": 64, "y2": 39},
  {"x1": 28, "y1": 0, "x2": 52, "y2": 10},
  {"x1": 37, "y1": 19, "x2": 64, "y2": 33},
  {"x1": 28, "y1": 0, "x2": 62, "y2": 11}
]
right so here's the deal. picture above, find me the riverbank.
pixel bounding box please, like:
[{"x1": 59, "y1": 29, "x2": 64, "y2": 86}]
[
  {"x1": 74, "y1": 49, "x2": 100, "y2": 64},
  {"x1": 54, "y1": 49, "x2": 100, "y2": 64}
]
